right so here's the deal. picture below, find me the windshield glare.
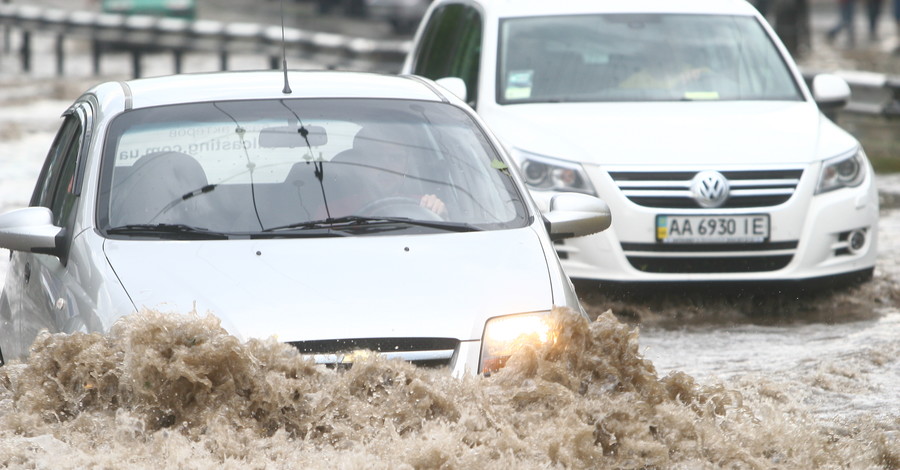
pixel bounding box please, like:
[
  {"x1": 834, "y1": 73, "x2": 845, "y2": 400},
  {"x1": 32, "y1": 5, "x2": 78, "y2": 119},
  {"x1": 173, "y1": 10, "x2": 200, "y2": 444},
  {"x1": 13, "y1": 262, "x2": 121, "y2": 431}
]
[
  {"x1": 99, "y1": 99, "x2": 528, "y2": 236},
  {"x1": 498, "y1": 14, "x2": 802, "y2": 103}
]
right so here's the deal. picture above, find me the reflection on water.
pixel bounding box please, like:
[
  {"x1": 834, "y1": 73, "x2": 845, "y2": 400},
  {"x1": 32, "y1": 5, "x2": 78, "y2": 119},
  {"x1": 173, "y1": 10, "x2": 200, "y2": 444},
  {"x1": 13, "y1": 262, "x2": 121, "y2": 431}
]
[{"x1": 1, "y1": 308, "x2": 897, "y2": 468}]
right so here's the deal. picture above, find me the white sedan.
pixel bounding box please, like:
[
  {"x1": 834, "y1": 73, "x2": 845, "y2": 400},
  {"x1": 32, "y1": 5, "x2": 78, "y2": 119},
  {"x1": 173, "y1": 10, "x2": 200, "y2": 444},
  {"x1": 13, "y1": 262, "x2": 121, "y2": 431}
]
[
  {"x1": 403, "y1": 0, "x2": 879, "y2": 284},
  {"x1": 0, "y1": 70, "x2": 611, "y2": 373}
]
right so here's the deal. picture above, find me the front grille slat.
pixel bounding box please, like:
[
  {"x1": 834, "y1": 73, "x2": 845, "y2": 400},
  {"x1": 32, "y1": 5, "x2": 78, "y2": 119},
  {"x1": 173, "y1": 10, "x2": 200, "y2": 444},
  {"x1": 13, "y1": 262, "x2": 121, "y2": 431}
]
[
  {"x1": 627, "y1": 255, "x2": 793, "y2": 273},
  {"x1": 622, "y1": 189, "x2": 692, "y2": 198},
  {"x1": 729, "y1": 178, "x2": 800, "y2": 188},
  {"x1": 289, "y1": 337, "x2": 459, "y2": 368},
  {"x1": 729, "y1": 188, "x2": 795, "y2": 197},
  {"x1": 610, "y1": 168, "x2": 804, "y2": 209}
]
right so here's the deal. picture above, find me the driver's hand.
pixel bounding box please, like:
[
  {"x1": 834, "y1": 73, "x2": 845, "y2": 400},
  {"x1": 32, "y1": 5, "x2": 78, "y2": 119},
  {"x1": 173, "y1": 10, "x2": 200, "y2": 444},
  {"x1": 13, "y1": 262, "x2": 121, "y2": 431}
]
[{"x1": 420, "y1": 194, "x2": 447, "y2": 218}]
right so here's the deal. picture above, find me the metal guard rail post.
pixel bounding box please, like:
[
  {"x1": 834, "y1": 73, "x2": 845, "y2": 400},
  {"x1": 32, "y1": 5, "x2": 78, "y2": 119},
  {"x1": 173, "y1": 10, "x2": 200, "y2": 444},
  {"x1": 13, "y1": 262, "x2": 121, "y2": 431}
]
[
  {"x1": 2, "y1": 3, "x2": 898, "y2": 117},
  {"x1": 0, "y1": 3, "x2": 410, "y2": 77}
]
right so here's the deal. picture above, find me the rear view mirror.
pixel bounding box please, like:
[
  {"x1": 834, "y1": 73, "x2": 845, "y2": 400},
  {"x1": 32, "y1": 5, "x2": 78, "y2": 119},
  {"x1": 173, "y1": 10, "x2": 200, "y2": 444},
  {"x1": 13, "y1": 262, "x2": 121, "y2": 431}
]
[
  {"x1": 436, "y1": 77, "x2": 468, "y2": 102},
  {"x1": 259, "y1": 125, "x2": 328, "y2": 148},
  {"x1": 544, "y1": 193, "x2": 611, "y2": 241},
  {"x1": 0, "y1": 207, "x2": 63, "y2": 254},
  {"x1": 812, "y1": 73, "x2": 851, "y2": 109}
]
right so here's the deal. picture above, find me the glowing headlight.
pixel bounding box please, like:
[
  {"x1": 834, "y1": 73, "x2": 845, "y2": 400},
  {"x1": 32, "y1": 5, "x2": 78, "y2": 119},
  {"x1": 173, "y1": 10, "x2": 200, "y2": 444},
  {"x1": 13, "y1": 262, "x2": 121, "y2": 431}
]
[
  {"x1": 816, "y1": 149, "x2": 866, "y2": 194},
  {"x1": 511, "y1": 149, "x2": 596, "y2": 195},
  {"x1": 479, "y1": 312, "x2": 555, "y2": 375}
]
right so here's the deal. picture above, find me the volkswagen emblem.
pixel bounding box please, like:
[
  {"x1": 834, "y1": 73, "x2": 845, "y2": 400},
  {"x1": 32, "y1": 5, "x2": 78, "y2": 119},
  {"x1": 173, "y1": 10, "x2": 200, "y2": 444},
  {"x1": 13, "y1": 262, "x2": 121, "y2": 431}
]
[{"x1": 690, "y1": 171, "x2": 730, "y2": 208}]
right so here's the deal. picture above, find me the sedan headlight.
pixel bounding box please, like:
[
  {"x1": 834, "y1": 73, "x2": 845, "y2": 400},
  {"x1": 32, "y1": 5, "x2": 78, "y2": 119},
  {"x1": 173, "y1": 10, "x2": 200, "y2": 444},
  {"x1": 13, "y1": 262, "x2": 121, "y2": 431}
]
[
  {"x1": 511, "y1": 149, "x2": 597, "y2": 195},
  {"x1": 480, "y1": 312, "x2": 556, "y2": 375},
  {"x1": 816, "y1": 149, "x2": 867, "y2": 194}
]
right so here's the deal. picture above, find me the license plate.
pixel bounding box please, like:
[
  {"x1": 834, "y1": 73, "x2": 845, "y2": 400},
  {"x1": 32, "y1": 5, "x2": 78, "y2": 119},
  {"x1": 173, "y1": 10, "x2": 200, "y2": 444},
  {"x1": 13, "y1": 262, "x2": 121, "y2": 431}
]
[{"x1": 656, "y1": 214, "x2": 769, "y2": 244}]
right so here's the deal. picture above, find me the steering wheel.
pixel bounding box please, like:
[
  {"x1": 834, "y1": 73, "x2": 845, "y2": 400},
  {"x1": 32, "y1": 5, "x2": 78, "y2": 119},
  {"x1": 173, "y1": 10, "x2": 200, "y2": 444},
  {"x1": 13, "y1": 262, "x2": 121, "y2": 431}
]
[{"x1": 357, "y1": 196, "x2": 443, "y2": 221}]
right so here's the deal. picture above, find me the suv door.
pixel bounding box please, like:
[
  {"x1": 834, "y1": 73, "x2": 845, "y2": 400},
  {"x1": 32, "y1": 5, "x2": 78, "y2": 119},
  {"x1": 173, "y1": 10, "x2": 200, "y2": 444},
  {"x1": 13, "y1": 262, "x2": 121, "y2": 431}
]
[{"x1": 409, "y1": 3, "x2": 483, "y2": 107}]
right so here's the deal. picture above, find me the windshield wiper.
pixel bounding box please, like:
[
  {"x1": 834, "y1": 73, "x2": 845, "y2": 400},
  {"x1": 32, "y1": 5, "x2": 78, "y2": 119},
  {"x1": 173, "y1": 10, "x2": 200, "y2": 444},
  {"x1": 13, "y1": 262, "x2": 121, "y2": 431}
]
[
  {"x1": 106, "y1": 223, "x2": 230, "y2": 240},
  {"x1": 262, "y1": 215, "x2": 481, "y2": 234}
]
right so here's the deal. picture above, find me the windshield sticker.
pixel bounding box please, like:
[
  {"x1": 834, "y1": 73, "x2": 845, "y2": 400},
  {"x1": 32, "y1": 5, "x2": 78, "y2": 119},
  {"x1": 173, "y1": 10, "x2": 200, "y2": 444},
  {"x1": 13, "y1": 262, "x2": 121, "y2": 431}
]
[
  {"x1": 683, "y1": 91, "x2": 720, "y2": 100},
  {"x1": 505, "y1": 70, "x2": 534, "y2": 100}
]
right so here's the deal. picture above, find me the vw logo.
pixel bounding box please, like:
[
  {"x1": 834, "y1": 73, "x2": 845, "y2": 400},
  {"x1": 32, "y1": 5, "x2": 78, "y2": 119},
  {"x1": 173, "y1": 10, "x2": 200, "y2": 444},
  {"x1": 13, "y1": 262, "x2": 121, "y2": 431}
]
[{"x1": 691, "y1": 171, "x2": 730, "y2": 208}]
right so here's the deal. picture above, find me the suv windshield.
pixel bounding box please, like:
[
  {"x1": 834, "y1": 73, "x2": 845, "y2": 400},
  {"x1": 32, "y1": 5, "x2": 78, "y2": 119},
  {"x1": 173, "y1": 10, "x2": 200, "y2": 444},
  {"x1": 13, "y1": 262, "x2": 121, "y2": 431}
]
[
  {"x1": 498, "y1": 13, "x2": 802, "y2": 103},
  {"x1": 98, "y1": 98, "x2": 528, "y2": 237}
]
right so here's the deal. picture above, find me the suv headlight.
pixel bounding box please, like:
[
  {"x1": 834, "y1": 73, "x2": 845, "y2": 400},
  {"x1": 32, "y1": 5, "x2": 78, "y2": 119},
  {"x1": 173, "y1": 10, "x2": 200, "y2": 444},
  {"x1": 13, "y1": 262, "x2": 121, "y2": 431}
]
[
  {"x1": 511, "y1": 149, "x2": 597, "y2": 195},
  {"x1": 479, "y1": 312, "x2": 556, "y2": 375},
  {"x1": 816, "y1": 149, "x2": 867, "y2": 194}
]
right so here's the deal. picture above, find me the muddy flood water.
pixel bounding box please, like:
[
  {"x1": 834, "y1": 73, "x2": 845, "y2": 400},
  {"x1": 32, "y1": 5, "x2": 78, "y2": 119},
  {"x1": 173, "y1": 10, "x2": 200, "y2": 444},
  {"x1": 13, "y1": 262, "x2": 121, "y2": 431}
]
[{"x1": 1, "y1": 90, "x2": 900, "y2": 467}]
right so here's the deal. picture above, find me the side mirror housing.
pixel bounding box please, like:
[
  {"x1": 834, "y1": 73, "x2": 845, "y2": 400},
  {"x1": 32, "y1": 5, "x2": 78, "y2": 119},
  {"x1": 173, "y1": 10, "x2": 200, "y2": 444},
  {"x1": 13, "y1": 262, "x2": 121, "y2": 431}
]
[
  {"x1": 435, "y1": 77, "x2": 467, "y2": 102},
  {"x1": 812, "y1": 73, "x2": 851, "y2": 109},
  {"x1": 0, "y1": 207, "x2": 63, "y2": 254},
  {"x1": 544, "y1": 193, "x2": 611, "y2": 241}
]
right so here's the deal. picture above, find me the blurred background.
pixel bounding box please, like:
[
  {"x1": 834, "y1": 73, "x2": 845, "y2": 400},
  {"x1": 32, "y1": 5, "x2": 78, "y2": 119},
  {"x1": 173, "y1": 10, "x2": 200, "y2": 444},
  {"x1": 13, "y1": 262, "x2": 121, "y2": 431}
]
[{"x1": 2, "y1": 0, "x2": 898, "y2": 173}]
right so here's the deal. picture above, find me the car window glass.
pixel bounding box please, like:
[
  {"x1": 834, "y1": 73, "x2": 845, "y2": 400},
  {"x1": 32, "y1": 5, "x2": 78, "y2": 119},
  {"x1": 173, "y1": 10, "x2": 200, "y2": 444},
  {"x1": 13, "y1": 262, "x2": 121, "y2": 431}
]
[
  {"x1": 49, "y1": 129, "x2": 83, "y2": 228},
  {"x1": 100, "y1": 98, "x2": 528, "y2": 235},
  {"x1": 412, "y1": 5, "x2": 454, "y2": 78},
  {"x1": 498, "y1": 14, "x2": 802, "y2": 104},
  {"x1": 413, "y1": 4, "x2": 482, "y2": 104},
  {"x1": 452, "y1": 7, "x2": 482, "y2": 105},
  {"x1": 32, "y1": 114, "x2": 82, "y2": 209}
]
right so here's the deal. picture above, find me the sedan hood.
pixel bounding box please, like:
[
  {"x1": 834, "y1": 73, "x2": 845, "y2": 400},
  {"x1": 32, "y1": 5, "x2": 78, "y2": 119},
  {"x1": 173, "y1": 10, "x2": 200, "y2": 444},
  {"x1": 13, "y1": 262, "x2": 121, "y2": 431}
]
[
  {"x1": 485, "y1": 101, "x2": 855, "y2": 166},
  {"x1": 103, "y1": 229, "x2": 553, "y2": 342}
]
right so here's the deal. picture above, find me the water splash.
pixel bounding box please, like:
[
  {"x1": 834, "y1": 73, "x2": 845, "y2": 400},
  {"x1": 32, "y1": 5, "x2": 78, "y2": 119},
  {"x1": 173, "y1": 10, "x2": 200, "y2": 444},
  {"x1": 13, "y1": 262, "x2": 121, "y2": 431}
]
[{"x1": 1, "y1": 308, "x2": 897, "y2": 468}]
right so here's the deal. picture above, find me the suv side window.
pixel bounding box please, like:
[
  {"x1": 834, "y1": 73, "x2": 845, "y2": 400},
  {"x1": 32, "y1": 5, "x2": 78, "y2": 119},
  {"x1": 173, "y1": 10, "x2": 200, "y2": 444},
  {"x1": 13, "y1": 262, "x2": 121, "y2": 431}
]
[{"x1": 412, "y1": 4, "x2": 483, "y2": 106}]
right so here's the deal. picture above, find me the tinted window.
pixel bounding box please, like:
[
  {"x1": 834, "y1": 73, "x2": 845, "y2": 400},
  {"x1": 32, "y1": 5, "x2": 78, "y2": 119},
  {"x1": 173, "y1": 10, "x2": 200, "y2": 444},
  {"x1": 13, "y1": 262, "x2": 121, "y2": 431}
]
[
  {"x1": 32, "y1": 114, "x2": 82, "y2": 210},
  {"x1": 412, "y1": 4, "x2": 482, "y2": 105},
  {"x1": 498, "y1": 14, "x2": 802, "y2": 103},
  {"x1": 49, "y1": 135, "x2": 81, "y2": 228}
]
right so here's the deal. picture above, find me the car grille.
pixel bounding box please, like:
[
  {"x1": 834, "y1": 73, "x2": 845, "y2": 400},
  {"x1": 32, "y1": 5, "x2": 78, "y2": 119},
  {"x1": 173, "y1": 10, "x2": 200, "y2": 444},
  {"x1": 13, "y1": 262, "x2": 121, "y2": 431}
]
[
  {"x1": 625, "y1": 255, "x2": 794, "y2": 273},
  {"x1": 609, "y1": 169, "x2": 804, "y2": 209},
  {"x1": 620, "y1": 241, "x2": 798, "y2": 273},
  {"x1": 288, "y1": 337, "x2": 458, "y2": 368}
]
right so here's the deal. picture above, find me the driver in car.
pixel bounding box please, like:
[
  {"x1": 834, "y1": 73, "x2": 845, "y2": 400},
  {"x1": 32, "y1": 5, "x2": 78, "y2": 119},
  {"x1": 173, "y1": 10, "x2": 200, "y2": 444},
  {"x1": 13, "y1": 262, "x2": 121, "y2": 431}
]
[{"x1": 348, "y1": 127, "x2": 448, "y2": 219}]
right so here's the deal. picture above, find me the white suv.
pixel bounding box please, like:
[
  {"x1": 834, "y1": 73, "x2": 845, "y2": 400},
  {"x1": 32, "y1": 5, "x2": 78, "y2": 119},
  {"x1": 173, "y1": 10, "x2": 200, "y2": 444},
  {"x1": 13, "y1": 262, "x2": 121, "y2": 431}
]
[{"x1": 402, "y1": 0, "x2": 879, "y2": 284}]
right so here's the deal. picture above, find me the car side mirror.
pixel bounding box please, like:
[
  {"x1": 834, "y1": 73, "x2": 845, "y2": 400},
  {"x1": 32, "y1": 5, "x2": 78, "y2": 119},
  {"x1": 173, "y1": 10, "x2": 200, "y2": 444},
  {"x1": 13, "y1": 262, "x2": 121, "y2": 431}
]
[
  {"x1": 435, "y1": 77, "x2": 467, "y2": 102},
  {"x1": 544, "y1": 193, "x2": 611, "y2": 241},
  {"x1": 812, "y1": 73, "x2": 851, "y2": 109},
  {"x1": 0, "y1": 207, "x2": 63, "y2": 255}
]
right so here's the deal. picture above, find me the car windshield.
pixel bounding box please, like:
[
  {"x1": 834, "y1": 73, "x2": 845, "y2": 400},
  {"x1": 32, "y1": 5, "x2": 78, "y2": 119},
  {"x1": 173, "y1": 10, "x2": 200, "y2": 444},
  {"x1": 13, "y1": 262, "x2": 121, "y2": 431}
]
[
  {"x1": 498, "y1": 13, "x2": 802, "y2": 103},
  {"x1": 98, "y1": 98, "x2": 529, "y2": 237}
]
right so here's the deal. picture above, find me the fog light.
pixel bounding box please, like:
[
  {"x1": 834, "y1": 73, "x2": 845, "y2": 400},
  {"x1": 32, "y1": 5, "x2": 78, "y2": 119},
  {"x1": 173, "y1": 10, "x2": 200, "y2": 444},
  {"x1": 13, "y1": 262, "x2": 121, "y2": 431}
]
[{"x1": 848, "y1": 229, "x2": 866, "y2": 254}]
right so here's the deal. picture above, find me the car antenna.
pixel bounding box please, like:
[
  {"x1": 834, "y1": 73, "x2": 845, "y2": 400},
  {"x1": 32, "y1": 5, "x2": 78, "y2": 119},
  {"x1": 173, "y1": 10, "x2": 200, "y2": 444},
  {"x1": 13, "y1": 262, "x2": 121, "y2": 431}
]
[{"x1": 280, "y1": 0, "x2": 292, "y2": 94}]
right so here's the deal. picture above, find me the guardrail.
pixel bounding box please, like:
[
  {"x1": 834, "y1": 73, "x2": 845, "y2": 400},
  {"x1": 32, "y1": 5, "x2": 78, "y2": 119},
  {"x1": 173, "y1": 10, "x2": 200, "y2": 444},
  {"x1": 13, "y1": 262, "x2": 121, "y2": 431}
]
[
  {"x1": 833, "y1": 70, "x2": 900, "y2": 117},
  {"x1": 0, "y1": 3, "x2": 409, "y2": 77},
  {"x1": 1, "y1": 4, "x2": 898, "y2": 117}
]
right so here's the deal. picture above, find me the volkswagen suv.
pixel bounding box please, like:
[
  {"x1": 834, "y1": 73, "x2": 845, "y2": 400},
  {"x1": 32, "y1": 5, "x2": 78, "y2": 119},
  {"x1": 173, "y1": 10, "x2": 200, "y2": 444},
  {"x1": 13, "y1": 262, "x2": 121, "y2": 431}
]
[{"x1": 403, "y1": 0, "x2": 879, "y2": 284}]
